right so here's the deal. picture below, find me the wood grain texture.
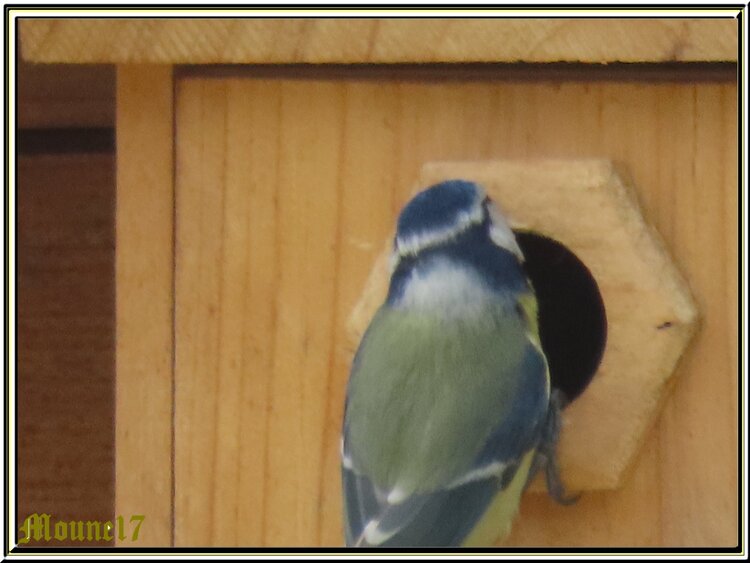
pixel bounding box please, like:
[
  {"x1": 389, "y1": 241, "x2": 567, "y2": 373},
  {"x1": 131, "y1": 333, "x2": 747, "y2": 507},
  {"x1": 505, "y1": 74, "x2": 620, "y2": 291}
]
[
  {"x1": 656, "y1": 83, "x2": 739, "y2": 547},
  {"x1": 173, "y1": 79, "x2": 345, "y2": 547},
  {"x1": 171, "y1": 74, "x2": 737, "y2": 547},
  {"x1": 18, "y1": 61, "x2": 115, "y2": 129},
  {"x1": 20, "y1": 18, "x2": 738, "y2": 64},
  {"x1": 18, "y1": 153, "x2": 115, "y2": 546},
  {"x1": 115, "y1": 65, "x2": 174, "y2": 546}
]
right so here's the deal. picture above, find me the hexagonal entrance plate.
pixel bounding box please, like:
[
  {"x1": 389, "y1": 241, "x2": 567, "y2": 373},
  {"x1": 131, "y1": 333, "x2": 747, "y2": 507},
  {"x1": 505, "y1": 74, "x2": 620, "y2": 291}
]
[{"x1": 347, "y1": 159, "x2": 698, "y2": 491}]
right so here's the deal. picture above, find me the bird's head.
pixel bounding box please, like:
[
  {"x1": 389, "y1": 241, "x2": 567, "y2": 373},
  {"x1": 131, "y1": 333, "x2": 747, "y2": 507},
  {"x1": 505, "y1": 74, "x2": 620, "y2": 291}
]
[
  {"x1": 393, "y1": 180, "x2": 522, "y2": 263},
  {"x1": 388, "y1": 181, "x2": 527, "y2": 312}
]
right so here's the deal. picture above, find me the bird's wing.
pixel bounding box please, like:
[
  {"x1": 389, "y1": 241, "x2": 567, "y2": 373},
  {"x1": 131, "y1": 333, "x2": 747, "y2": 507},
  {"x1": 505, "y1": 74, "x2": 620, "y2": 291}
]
[
  {"x1": 342, "y1": 308, "x2": 549, "y2": 547},
  {"x1": 343, "y1": 459, "x2": 522, "y2": 547}
]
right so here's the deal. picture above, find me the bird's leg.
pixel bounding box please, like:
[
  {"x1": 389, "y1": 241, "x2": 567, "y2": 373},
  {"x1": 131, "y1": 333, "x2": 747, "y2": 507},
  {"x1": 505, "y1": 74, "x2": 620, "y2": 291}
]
[{"x1": 526, "y1": 388, "x2": 580, "y2": 505}]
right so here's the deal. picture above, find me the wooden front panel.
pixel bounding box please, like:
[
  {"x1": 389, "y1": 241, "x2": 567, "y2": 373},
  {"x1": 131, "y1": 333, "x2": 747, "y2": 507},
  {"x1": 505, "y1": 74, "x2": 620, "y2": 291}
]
[{"x1": 172, "y1": 73, "x2": 737, "y2": 547}]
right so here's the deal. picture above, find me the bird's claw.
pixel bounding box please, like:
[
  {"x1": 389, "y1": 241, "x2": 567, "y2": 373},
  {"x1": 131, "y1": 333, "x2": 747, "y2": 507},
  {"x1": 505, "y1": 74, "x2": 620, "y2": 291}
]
[{"x1": 527, "y1": 388, "x2": 581, "y2": 505}]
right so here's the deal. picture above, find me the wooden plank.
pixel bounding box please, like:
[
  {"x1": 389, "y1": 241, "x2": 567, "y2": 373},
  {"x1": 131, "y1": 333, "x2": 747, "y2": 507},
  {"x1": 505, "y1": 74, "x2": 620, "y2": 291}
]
[
  {"x1": 115, "y1": 65, "x2": 174, "y2": 547},
  {"x1": 173, "y1": 76, "x2": 737, "y2": 547},
  {"x1": 18, "y1": 61, "x2": 115, "y2": 129},
  {"x1": 17, "y1": 153, "x2": 115, "y2": 546},
  {"x1": 20, "y1": 18, "x2": 738, "y2": 64},
  {"x1": 173, "y1": 78, "x2": 345, "y2": 547},
  {"x1": 656, "y1": 84, "x2": 739, "y2": 547}
]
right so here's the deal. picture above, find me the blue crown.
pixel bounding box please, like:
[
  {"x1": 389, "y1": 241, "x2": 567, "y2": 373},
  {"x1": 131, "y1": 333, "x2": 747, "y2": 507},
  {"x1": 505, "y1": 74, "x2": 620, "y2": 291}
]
[{"x1": 396, "y1": 180, "x2": 483, "y2": 242}]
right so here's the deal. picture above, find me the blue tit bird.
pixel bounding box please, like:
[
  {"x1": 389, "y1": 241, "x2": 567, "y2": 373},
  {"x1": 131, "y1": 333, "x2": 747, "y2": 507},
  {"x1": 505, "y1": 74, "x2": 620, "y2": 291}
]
[{"x1": 341, "y1": 180, "x2": 574, "y2": 548}]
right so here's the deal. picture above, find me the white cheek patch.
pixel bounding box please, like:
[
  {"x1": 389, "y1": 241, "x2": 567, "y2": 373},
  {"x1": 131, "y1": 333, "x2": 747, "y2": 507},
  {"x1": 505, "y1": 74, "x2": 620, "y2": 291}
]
[
  {"x1": 389, "y1": 248, "x2": 400, "y2": 273},
  {"x1": 487, "y1": 202, "x2": 524, "y2": 261}
]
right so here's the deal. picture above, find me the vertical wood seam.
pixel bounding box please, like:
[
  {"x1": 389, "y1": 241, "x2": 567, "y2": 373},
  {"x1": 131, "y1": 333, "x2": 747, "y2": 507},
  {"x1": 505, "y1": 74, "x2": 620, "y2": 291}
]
[
  {"x1": 260, "y1": 82, "x2": 285, "y2": 546},
  {"x1": 315, "y1": 85, "x2": 349, "y2": 546},
  {"x1": 170, "y1": 66, "x2": 179, "y2": 550},
  {"x1": 233, "y1": 119, "x2": 250, "y2": 547},
  {"x1": 209, "y1": 83, "x2": 230, "y2": 544}
]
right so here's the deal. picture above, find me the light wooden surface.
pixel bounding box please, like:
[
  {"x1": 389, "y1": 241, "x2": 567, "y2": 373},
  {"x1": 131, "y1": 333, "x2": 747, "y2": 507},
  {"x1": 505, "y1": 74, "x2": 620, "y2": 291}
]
[
  {"x1": 115, "y1": 65, "x2": 174, "y2": 547},
  {"x1": 20, "y1": 18, "x2": 738, "y2": 64},
  {"x1": 18, "y1": 153, "x2": 115, "y2": 546},
  {"x1": 170, "y1": 73, "x2": 737, "y2": 547},
  {"x1": 18, "y1": 61, "x2": 114, "y2": 129},
  {"x1": 348, "y1": 160, "x2": 698, "y2": 492}
]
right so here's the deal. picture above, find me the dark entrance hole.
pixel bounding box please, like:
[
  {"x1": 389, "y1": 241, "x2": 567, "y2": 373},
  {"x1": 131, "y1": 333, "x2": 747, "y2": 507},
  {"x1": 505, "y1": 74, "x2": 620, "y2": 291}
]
[{"x1": 514, "y1": 231, "x2": 607, "y2": 404}]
